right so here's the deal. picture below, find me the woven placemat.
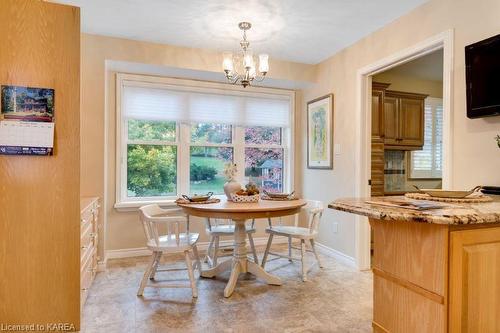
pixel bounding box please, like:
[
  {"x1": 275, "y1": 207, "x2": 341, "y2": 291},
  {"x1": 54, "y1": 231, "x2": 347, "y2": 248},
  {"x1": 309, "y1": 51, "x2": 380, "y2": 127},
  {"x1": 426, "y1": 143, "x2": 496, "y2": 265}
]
[
  {"x1": 260, "y1": 195, "x2": 299, "y2": 201},
  {"x1": 404, "y1": 192, "x2": 492, "y2": 203},
  {"x1": 175, "y1": 198, "x2": 221, "y2": 205}
]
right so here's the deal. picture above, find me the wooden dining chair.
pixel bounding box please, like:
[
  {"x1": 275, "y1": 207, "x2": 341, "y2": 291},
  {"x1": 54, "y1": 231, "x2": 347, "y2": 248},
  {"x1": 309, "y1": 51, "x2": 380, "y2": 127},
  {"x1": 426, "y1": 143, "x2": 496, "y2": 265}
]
[
  {"x1": 204, "y1": 218, "x2": 259, "y2": 267},
  {"x1": 137, "y1": 204, "x2": 201, "y2": 298},
  {"x1": 261, "y1": 200, "x2": 324, "y2": 281}
]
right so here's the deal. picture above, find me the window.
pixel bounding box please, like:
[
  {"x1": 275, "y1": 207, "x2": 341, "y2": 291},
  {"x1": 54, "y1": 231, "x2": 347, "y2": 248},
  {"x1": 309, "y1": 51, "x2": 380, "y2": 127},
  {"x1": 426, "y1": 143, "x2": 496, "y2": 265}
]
[
  {"x1": 409, "y1": 97, "x2": 443, "y2": 179},
  {"x1": 116, "y1": 74, "x2": 293, "y2": 206}
]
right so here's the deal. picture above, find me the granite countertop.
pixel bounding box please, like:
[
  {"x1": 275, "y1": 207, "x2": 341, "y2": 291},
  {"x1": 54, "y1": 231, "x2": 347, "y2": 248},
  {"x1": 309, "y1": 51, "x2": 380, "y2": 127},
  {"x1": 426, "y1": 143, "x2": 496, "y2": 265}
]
[{"x1": 329, "y1": 196, "x2": 500, "y2": 225}]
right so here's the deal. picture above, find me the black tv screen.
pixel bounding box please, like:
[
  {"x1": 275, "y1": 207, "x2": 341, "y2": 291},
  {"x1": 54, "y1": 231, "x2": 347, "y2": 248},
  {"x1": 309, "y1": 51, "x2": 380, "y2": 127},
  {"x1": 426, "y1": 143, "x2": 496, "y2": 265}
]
[{"x1": 465, "y1": 33, "x2": 500, "y2": 118}]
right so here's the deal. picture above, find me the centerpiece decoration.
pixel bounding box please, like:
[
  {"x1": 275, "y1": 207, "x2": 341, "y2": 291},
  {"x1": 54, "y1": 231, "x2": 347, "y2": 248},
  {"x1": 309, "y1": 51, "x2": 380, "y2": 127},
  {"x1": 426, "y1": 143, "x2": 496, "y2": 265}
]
[
  {"x1": 231, "y1": 183, "x2": 260, "y2": 203},
  {"x1": 223, "y1": 162, "x2": 241, "y2": 200}
]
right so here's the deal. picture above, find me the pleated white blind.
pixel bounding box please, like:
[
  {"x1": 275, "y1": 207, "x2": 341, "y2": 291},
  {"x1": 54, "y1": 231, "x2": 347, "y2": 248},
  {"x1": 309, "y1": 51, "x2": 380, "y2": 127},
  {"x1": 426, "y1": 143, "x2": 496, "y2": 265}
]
[
  {"x1": 410, "y1": 97, "x2": 443, "y2": 178},
  {"x1": 122, "y1": 84, "x2": 291, "y2": 127}
]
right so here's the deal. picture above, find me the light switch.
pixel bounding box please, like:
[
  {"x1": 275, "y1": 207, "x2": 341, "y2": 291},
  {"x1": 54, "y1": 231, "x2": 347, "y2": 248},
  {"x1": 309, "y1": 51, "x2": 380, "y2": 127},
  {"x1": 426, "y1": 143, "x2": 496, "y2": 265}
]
[{"x1": 334, "y1": 144, "x2": 341, "y2": 156}]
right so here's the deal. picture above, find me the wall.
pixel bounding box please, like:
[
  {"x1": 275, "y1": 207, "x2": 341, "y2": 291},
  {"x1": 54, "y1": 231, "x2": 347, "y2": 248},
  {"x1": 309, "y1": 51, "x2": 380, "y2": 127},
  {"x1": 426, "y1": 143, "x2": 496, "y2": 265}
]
[
  {"x1": 373, "y1": 72, "x2": 443, "y2": 98},
  {"x1": 81, "y1": 34, "x2": 315, "y2": 254},
  {"x1": 302, "y1": 0, "x2": 500, "y2": 258},
  {"x1": 0, "y1": 0, "x2": 81, "y2": 329}
]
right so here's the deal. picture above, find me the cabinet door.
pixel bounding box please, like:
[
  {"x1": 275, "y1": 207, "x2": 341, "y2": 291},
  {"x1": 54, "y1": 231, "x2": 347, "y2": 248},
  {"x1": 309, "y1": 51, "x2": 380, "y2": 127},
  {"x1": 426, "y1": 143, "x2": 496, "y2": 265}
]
[
  {"x1": 372, "y1": 90, "x2": 384, "y2": 138},
  {"x1": 383, "y1": 96, "x2": 399, "y2": 145},
  {"x1": 399, "y1": 97, "x2": 424, "y2": 146},
  {"x1": 449, "y1": 227, "x2": 500, "y2": 333}
]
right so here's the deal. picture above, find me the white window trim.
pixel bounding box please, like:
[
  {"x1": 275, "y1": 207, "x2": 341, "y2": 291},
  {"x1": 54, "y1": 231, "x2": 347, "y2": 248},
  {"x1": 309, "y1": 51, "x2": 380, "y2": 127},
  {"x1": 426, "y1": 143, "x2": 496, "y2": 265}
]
[
  {"x1": 114, "y1": 73, "x2": 295, "y2": 210},
  {"x1": 409, "y1": 97, "x2": 443, "y2": 179}
]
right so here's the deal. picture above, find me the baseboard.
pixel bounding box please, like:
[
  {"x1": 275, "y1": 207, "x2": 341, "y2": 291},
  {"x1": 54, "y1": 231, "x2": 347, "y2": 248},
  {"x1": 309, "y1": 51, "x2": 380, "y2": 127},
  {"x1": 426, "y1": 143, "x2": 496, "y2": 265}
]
[
  {"x1": 314, "y1": 242, "x2": 356, "y2": 268},
  {"x1": 104, "y1": 236, "x2": 288, "y2": 261}
]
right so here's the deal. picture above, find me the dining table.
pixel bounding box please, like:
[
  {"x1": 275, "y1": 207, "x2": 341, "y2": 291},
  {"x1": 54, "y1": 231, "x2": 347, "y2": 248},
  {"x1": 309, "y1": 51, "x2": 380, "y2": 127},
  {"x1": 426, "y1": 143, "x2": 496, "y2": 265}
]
[{"x1": 177, "y1": 197, "x2": 307, "y2": 297}]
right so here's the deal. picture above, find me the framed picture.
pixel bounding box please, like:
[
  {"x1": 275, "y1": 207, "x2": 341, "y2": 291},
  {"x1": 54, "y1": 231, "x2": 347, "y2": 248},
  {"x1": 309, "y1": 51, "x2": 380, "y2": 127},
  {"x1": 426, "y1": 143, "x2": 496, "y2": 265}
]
[
  {"x1": 307, "y1": 94, "x2": 333, "y2": 169},
  {"x1": 1, "y1": 85, "x2": 54, "y2": 122}
]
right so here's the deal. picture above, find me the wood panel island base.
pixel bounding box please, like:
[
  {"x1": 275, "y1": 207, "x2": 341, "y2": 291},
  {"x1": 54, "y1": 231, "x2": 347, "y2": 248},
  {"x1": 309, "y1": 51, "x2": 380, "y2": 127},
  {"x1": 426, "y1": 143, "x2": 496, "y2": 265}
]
[{"x1": 329, "y1": 197, "x2": 500, "y2": 333}]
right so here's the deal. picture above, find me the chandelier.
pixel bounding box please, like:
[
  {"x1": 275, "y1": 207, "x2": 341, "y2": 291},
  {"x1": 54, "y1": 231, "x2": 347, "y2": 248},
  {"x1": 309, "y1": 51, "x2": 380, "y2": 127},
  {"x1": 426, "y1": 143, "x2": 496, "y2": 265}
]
[{"x1": 222, "y1": 22, "x2": 269, "y2": 88}]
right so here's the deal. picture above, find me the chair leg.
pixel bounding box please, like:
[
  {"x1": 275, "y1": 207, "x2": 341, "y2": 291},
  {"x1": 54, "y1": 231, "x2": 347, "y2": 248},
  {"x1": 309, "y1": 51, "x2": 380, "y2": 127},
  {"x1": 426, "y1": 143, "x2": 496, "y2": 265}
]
[
  {"x1": 192, "y1": 244, "x2": 202, "y2": 275},
  {"x1": 288, "y1": 236, "x2": 293, "y2": 262},
  {"x1": 261, "y1": 234, "x2": 274, "y2": 268},
  {"x1": 149, "y1": 251, "x2": 162, "y2": 280},
  {"x1": 301, "y1": 239, "x2": 307, "y2": 282},
  {"x1": 185, "y1": 250, "x2": 198, "y2": 298},
  {"x1": 205, "y1": 237, "x2": 214, "y2": 264},
  {"x1": 137, "y1": 253, "x2": 156, "y2": 296},
  {"x1": 213, "y1": 236, "x2": 220, "y2": 267},
  {"x1": 310, "y1": 239, "x2": 323, "y2": 268},
  {"x1": 248, "y1": 233, "x2": 259, "y2": 265}
]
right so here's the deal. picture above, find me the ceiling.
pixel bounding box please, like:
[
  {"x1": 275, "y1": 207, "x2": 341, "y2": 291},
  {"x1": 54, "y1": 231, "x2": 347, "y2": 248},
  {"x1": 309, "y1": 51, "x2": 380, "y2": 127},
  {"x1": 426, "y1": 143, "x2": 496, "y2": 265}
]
[
  {"x1": 382, "y1": 49, "x2": 444, "y2": 81},
  {"x1": 53, "y1": 0, "x2": 427, "y2": 64}
]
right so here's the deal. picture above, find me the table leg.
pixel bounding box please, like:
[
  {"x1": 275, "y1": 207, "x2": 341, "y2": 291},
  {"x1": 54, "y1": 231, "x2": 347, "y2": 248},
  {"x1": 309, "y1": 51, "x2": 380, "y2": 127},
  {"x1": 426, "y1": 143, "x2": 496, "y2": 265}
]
[{"x1": 201, "y1": 219, "x2": 282, "y2": 297}]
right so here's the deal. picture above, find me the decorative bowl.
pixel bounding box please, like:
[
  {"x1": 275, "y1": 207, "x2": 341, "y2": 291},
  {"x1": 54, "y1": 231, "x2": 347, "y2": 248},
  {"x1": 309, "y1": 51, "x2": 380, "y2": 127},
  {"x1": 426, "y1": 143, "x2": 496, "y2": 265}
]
[
  {"x1": 263, "y1": 190, "x2": 295, "y2": 199},
  {"x1": 413, "y1": 186, "x2": 482, "y2": 198},
  {"x1": 182, "y1": 192, "x2": 214, "y2": 202}
]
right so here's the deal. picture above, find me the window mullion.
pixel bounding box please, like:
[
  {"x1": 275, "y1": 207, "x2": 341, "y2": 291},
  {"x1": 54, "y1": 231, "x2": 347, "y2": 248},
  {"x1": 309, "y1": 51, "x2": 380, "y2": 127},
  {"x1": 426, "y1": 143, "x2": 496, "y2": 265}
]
[
  {"x1": 234, "y1": 126, "x2": 246, "y2": 185},
  {"x1": 178, "y1": 123, "x2": 190, "y2": 196}
]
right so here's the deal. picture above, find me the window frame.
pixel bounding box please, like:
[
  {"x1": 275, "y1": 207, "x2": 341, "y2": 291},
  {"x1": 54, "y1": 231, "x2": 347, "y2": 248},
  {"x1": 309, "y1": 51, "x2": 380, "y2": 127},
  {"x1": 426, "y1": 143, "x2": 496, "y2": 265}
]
[
  {"x1": 408, "y1": 97, "x2": 443, "y2": 180},
  {"x1": 114, "y1": 73, "x2": 295, "y2": 209}
]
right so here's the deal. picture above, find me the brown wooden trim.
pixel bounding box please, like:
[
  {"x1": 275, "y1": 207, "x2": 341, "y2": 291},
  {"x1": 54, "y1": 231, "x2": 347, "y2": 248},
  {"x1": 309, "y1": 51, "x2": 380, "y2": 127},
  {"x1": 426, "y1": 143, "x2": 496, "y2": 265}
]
[
  {"x1": 384, "y1": 144, "x2": 422, "y2": 150},
  {"x1": 372, "y1": 81, "x2": 391, "y2": 91},
  {"x1": 386, "y1": 90, "x2": 429, "y2": 100},
  {"x1": 372, "y1": 321, "x2": 389, "y2": 333},
  {"x1": 372, "y1": 267, "x2": 445, "y2": 304}
]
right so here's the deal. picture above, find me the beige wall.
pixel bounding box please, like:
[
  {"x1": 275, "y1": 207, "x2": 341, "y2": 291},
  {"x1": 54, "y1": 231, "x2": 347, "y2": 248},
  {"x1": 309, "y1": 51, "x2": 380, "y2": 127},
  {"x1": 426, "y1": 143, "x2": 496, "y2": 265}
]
[
  {"x1": 373, "y1": 71, "x2": 443, "y2": 98},
  {"x1": 81, "y1": 34, "x2": 315, "y2": 254},
  {"x1": 83, "y1": 0, "x2": 500, "y2": 260},
  {"x1": 302, "y1": 0, "x2": 500, "y2": 257}
]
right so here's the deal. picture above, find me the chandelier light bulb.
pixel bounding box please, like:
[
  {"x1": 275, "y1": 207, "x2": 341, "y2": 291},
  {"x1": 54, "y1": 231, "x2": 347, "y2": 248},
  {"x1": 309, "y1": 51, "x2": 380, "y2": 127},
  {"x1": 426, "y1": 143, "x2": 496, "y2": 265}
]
[
  {"x1": 222, "y1": 52, "x2": 234, "y2": 72},
  {"x1": 244, "y1": 52, "x2": 254, "y2": 69},
  {"x1": 258, "y1": 54, "x2": 269, "y2": 74}
]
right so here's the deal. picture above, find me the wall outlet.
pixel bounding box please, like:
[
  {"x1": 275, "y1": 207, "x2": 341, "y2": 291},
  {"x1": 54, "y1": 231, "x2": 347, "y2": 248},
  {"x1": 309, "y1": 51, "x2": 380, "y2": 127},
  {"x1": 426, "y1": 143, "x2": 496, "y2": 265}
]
[{"x1": 332, "y1": 222, "x2": 339, "y2": 233}]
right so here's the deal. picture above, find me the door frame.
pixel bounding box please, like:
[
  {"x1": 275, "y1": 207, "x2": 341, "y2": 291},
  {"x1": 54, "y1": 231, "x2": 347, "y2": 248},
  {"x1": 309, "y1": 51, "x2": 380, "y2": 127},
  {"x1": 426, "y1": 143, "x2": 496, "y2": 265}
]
[{"x1": 354, "y1": 30, "x2": 454, "y2": 270}]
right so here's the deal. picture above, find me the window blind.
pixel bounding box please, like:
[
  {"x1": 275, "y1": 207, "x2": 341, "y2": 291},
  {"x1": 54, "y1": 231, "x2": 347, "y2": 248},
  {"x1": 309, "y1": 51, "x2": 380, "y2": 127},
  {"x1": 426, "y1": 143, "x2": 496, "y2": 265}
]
[
  {"x1": 410, "y1": 97, "x2": 443, "y2": 178},
  {"x1": 122, "y1": 84, "x2": 291, "y2": 127}
]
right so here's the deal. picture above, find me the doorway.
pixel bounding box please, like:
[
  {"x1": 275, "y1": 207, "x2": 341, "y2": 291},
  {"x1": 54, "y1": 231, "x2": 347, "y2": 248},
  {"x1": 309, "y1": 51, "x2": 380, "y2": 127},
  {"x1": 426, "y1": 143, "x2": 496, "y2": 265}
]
[{"x1": 354, "y1": 30, "x2": 454, "y2": 270}]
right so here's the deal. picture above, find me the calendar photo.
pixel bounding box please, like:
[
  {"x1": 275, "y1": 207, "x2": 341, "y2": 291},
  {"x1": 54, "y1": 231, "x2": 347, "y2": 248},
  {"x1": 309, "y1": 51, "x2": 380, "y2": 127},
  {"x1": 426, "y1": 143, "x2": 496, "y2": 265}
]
[{"x1": 1, "y1": 85, "x2": 54, "y2": 122}]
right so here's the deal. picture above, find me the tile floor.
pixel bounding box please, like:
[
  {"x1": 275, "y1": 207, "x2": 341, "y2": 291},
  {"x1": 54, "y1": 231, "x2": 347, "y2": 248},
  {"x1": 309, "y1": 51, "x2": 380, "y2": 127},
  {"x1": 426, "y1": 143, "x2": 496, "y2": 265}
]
[{"x1": 81, "y1": 244, "x2": 373, "y2": 332}]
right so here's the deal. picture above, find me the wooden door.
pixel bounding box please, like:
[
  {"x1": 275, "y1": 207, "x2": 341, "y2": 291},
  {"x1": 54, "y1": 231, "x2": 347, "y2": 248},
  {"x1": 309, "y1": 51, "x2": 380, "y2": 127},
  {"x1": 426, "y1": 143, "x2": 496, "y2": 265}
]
[
  {"x1": 400, "y1": 97, "x2": 425, "y2": 146},
  {"x1": 0, "y1": 0, "x2": 81, "y2": 329},
  {"x1": 371, "y1": 82, "x2": 390, "y2": 139},
  {"x1": 383, "y1": 96, "x2": 399, "y2": 146},
  {"x1": 449, "y1": 227, "x2": 500, "y2": 333}
]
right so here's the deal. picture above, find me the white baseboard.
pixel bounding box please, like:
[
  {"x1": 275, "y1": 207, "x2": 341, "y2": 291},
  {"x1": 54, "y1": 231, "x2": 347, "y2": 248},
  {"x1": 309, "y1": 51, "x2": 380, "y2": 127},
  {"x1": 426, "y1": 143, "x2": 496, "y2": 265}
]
[
  {"x1": 314, "y1": 242, "x2": 356, "y2": 268},
  {"x1": 104, "y1": 236, "x2": 289, "y2": 261}
]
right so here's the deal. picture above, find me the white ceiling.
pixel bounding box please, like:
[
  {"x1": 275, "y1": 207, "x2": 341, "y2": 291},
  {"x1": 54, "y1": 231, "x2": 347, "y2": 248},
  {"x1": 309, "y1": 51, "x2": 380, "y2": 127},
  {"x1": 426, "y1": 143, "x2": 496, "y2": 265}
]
[
  {"x1": 54, "y1": 0, "x2": 427, "y2": 64},
  {"x1": 382, "y1": 49, "x2": 444, "y2": 81}
]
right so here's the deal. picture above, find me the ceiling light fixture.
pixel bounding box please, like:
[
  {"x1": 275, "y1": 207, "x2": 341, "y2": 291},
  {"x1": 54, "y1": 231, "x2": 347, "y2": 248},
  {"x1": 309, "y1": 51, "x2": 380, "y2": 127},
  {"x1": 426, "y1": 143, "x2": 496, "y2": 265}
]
[{"x1": 222, "y1": 22, "x2": 268, "y2": 88}]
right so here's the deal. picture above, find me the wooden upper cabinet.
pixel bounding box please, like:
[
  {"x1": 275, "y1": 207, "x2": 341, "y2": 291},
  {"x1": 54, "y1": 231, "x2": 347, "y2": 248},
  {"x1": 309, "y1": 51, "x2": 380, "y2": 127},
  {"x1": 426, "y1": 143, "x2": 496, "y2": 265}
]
[
  {"x1": 371, "y1": 82, "x2": 390, "y2": 139},
  {"x1": 384, "y1": 90, "x2": 427, "y2": 149},
  {"x1": 383, "y1": 95, "x2": 399, "y2": 146}
]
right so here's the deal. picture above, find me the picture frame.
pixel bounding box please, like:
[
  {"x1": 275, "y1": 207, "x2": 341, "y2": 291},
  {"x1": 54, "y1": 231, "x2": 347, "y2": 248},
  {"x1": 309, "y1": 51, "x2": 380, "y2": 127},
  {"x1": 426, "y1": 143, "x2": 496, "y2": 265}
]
[{"x1": 307, "y1": 94, "x2": 333, "y2": 169}]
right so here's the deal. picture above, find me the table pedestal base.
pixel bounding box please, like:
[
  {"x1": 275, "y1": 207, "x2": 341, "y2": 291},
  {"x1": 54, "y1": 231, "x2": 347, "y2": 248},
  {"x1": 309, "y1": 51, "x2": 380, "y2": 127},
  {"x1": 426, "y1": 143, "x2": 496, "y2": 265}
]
[{"x1": 200, "y1": 219, "x2": 282, "y2": 297}]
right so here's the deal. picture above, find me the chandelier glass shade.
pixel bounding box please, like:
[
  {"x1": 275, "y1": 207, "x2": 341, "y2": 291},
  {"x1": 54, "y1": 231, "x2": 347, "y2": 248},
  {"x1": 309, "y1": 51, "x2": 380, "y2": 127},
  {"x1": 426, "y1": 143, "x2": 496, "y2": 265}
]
[{"x1": 222, "y1": 22, "x2": 268, "y2": 88}]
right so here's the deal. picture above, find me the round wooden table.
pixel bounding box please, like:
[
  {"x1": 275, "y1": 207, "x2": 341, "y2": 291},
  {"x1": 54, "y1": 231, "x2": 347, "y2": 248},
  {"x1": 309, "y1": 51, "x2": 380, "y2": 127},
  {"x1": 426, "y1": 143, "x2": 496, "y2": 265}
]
[{"x1": 177, "y1": 198, "x2": 307, "y2": 297}]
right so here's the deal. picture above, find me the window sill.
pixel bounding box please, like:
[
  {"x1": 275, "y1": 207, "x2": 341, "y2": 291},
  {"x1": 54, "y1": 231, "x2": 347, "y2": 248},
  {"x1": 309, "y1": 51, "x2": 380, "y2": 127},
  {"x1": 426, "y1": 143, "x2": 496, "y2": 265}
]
[{"x1": 114, "y1": 199, "x2": 178, "y2": 212}]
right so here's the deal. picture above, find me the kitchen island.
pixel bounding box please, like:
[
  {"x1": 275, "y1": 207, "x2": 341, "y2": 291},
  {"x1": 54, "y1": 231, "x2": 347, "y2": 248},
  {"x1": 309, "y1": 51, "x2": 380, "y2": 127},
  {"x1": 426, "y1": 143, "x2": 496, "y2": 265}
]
[{"x1": 329, "y1": 196, "x2": 500, "y2": 333}]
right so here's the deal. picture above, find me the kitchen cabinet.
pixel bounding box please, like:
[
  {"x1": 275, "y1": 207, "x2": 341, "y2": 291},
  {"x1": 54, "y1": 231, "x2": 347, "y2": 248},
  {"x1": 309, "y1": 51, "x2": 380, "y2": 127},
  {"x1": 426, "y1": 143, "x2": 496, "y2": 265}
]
[
  {"x1": 371, "y1": 82, "x2": 390, "y2": 196},
  {"x1": 384, "y1": 90, "x2": 427, "y2": 149}
]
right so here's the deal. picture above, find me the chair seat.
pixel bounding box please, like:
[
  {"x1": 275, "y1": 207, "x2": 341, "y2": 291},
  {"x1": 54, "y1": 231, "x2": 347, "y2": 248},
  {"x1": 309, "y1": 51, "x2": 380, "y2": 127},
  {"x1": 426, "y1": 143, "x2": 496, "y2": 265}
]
[
  {"x1": 147, "y1": 232, "x2": 199, "y2": 251},
  {"x1": 207, "y1": 224, "x2": 256, "y2": 235},
  {"x1": 265, "y1": 226, "x2": 316, "y2": 239}
]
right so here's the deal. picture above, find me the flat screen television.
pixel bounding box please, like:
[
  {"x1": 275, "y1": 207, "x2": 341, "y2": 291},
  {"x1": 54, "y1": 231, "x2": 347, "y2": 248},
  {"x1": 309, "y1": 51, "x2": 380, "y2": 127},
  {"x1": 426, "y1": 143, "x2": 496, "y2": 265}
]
[{"x1": 465, "y1": 33, "x2": 500, "y2": 118}]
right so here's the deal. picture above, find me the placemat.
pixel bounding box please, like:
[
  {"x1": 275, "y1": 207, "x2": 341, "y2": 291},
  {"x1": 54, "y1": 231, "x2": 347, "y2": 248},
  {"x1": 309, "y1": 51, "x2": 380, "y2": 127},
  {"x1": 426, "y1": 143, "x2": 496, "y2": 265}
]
[
  {"x1": 404, "y1": 192, "x2": 493, "y2": 203},
  {"x1": 175, "y1": 198, "x2": 221, "y2": 205},
  {"x1": 260, "y1": 195, "x2": 299, "y2": 201}
]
